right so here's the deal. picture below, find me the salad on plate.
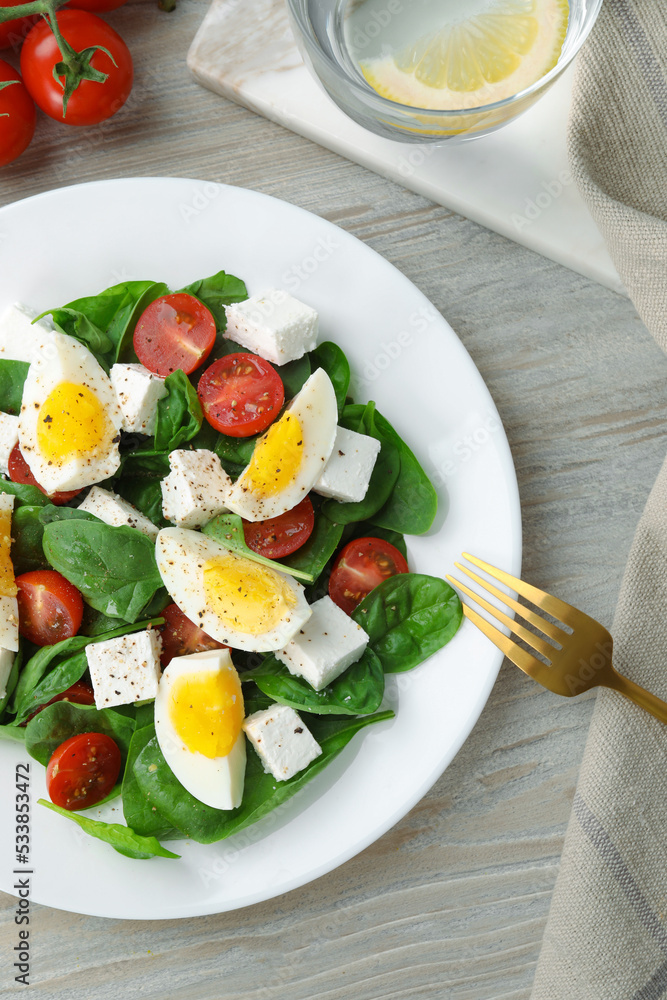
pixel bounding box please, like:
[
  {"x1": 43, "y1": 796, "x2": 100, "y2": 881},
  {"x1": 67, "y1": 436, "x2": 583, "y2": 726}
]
[{"x1": 0, "y1": 269, "x2": 462, "y2": 861}]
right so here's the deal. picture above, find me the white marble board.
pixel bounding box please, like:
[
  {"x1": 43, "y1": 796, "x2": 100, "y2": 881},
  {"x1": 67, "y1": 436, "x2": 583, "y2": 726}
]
[{"x1": 187, "y1": 0, "x2": 622, "y2": 295}]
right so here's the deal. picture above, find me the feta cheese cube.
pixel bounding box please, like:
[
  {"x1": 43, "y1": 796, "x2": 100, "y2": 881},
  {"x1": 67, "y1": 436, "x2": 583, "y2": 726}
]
[
  {"x1": 0, "y1": 493, "x2": 18, "y2": 653},
  {"x1": 86, "y1": 630, "x2": 162, "y2": 709},
  {"x1": 314, "y1": 426, "x2": 381, "y2": 504},
  {"x1": 225, "y1": 290, "x2": 318, "y2": 366},
  {"x1": 243, "y1": 704, "x2": 322, "y2": 781},
  {"x1": 161, "y1": 449, "x2": 232, "y2": 530},
  {"x1": 0, "y1": 411, "x2": 19, "y2": 476},
  {"x1": 110, "y1": 363, "x2": 168, "y2": 435},
  {"x1": 0, "y1": 647, "x2": 15, "y2": 702},
  {"x1": 0, "y1": 303, "x2": 54, "y2": 364},
  {"x1": 276, "y1": 595, "x2": 369, "y2": 691},
  {"x1": 77, "y1": 486, "x2": 159, "y2": 541}
]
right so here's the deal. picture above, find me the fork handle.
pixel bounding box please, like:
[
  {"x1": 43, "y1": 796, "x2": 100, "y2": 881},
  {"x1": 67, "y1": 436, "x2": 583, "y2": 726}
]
[{"x1": 605, "y1": 669, "x2": 667, "y2": 724}]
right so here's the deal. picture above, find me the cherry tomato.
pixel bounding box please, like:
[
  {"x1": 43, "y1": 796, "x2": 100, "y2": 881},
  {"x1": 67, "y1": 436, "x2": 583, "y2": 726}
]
[
  {"x1": 0, "y1": 60, "x2": 34, "y2": 166},
  {"x1": 242, "y1": 496, "x2": 315, "y2": 559},
  {"x1": 134, "y1": 293, "x2": 216, "y2": 378},
  {"x1": 8, "y1": 443, "x2": 82, "y2": 505},
  {"x1": 46, "y1": 732, "x2": 121, "y2": 810},
  {"x1": 22, "y1": 680, "x2": 95, "y2": 726},
  {"x1": 16, "y1": 569, "x2": 85, "y2": 647},
  {"x1": 197, "y1": 353, "x2": 285, "y2": 438},
  {"x1": 20, "y1": 11, "x2": 133, "y2": 125},
  {"x1": 329, "y1": 536, "x2": 409, "y2": 615},
  {"x1": 67, "y1": 0, "x2": 130, "y2": 11},
  {"x1": 159, "y1": 603, "x2": 229, "y2": 668},
  {"x1": 0, "y1": 2, "x2": 39, "y2": 51}
]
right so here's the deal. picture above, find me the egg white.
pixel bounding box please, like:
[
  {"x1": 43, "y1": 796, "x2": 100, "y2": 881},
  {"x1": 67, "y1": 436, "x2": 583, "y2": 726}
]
[
  {"x1": 18, "y1": 331, "x2": 124, "y2": 493},
  {"x1": 154, "y1": 648, "x2": 246, "y2": 810},
  {"x1": 155, "y1": 527, "x2": 312, "y2": 652},
  {"x1": 224, "y1": 367, "x2": 338, "y2": 522}
]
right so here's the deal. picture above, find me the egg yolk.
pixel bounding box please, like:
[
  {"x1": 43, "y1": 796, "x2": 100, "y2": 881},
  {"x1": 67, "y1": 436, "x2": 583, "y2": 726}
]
[
  {"x1": 0, "y1": 507, "x2": 16, "y2": 599},
  {"x1": 168, "y1": 665, "x2": 244, "y2": 759},
  {"x1": 36, "y1": 382, "x2": 114, "y2": 465},
  {"x1": 203, "y1": 552, "x2": 298, "y2": 636},
  {"x1": 244, "y1": 411, "x2": 303, "y2": 497}
]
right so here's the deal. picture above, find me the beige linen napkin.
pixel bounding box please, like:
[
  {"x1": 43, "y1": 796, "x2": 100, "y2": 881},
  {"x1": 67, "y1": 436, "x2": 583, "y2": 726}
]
[{"x1": 531, "y1": 2, "x2": 667, "y2": 998}]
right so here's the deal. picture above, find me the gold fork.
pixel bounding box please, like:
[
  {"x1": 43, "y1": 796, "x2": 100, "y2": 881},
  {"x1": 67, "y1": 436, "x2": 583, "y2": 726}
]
[{"x1": 446, "y1": 553, "x2": 667, "y2": 724}]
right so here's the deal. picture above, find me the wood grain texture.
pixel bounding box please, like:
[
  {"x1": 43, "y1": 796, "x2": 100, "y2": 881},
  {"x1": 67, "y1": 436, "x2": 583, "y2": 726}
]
[{"x1": 1, "y1": 1, "x2": 666, "y2": 997}]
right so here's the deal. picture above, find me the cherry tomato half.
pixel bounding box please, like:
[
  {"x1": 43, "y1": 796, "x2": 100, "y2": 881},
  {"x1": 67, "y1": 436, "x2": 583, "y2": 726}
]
[
  {"x1": 22, "y1": 680, "x2": 95, "y2": 726},
  {"x1": 16, "y1": 569, "x2": 85, "y2": 647},
  {"x1": 46, "y1": 732, "x2": 121, "y2": 810},
  {"x1": 134, "y1": 293, "x2": 216, "y2": 378},
  {"x1": 20, "y1": 11, "x2": 133, "y2": 126},
  {"x1": 197, "y1": 353, "x2": 285, "y2": 438},
  {"x1": 8, "y1": 443, "x2": 82, "y2": 505},
  {"x1": 0, "y1": 60, "x2": 34, "y2": 167},
  {"x1": 67, "y1": 0, "x2": 130, "y2": 11},
  {"x1": 328, "y1": 536, "x2": 409, "y2": 615},
  {"x1": 0, "y1": 2, "x2": 39, "y2": 52},
  {"x1": 242, "y1": 496, "x2": 315, "y2": 559},
  {"x1": 159, "y1": 603, "x2": 229, "y2": 668}
]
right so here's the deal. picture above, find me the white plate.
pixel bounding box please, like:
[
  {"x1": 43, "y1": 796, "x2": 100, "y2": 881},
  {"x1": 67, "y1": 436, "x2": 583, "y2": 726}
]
[{"x1": 0, "y1": 178, "x2": 521, "y2": 919}]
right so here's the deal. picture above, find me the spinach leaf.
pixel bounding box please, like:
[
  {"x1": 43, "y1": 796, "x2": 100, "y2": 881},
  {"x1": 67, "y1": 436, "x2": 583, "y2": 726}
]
[
  {"x1": 113, "y1": 478, "x2": 167, "y2": 528},
  {"x1": 322, "y1": 402, "x2": 399, "y2": 526},
  {"x1": 310, "y1": 342, "x2": 350, "y2": 415},
  {"x1": 180, "y1": 270, "x2": 248, "y2": 330},
  {"x1": 367, "y1": 409, "x2": 438, "y2": 535},
  {"x1": 109, "y1": 282, "x2": 169, "y2": 364},
  {"x1": 10, "y1": 618, "x2": 162, "y2": 721},
  {"x1": 0, "y1": 724, "x2": 25, "y2": 743},
  {"x1": 279, "y1": 503, "x2": 344, "y2": 586},
  {"x1": 214, "y1": 431, "x2": 256, "y2": 474},
  {"x1": 277, "y1": 354, "x2": 311, "y2": 399},
  {"x1": 47, "y1": 308, "x2": 113, "y2": 365},
  {"x1": 38, "y1": 799, "x2": 179, "y2": 860},
  {"x1": 0, "y1": 359, "x2": 29, "y2": 415},
  {"x1": 133, "y1": 710, "x2": 394, "y2": 844},
  {"x1": 153, "y1": 370, "x2": 203, "y2": 452},
  {"x1": 13, "y1": 651, "x2": 88, "y2": 726},
  {"x1": 42, "y1": 520, "x2": 163, "y2": 622},
  {"x1": 202, "y1": 512, "x2": 313, "y2": 583},
  {"x1": 11, "y1": 505, "x2": 48, "y2": 574},
  {"x1": 25, "y1": 701, "x2": 135, "y2": 767},
  {"x1": 38, "y1": 505, "x2": 98, "y2": 526},
  {"x1": 0, "y1": 646, "x2": 22, "y2": 719},
  {"x1": 0, "y1": 481, "x2": 49, "y2": 507},
  {"x1": 352, "y1": 574, "x2": 462, "y2": 672},
  {"x1": 122, "y1": 724, "x2": 180, "y2": 840},
  {"x1": 243, "y1": 649, "x2": 384, "y2": 716}
]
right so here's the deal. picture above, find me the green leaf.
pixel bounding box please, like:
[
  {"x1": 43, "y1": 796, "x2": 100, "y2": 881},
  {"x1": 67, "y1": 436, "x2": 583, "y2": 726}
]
[
  {"x1": 0, "y1": 724, "x2": 25, "y2": 743},
  {"x1": 25, "y1": 702, "x2": 135, "y2": 767},
  {"x1": 38, "y1": 800, "x2": 180, "y2": 860},
  {"x1": 0, "y1": 646, "x2": 21, "y2": 719},
  {"x1": 10, "y1": 618, "x2": 162, "y2": 722},
  {"x1": 279, "y1": 503, "x2": 344, "y2": 585},
  {"x1": 13, "y1": 651, "x2": 88, "y2": 726},
  {"x1": 310, "y1": 342, "x2": 350, "y2": 415},
  {"x1": 322, "y1": 402, "x2": 400, "y2": 526},
  {"x1": 38, "y1": 505, "x2": 98, "y2": 526},
  {"x1": 367, "y1": 409, "x2": 438, "y2": 535},
  {"x1": 180, "y1": 270, "x2": 248, "y2": 330},
  {"x1": 47, "y1": 308, "x2": 113, "y2": 365},
  {"x1": 352, "y1": 574, "x2": 462, "y2": 673},
  {"x1": 122, "y1": 724, "x2": 180, "y2": 840},
  {"x1": 42, "y1": 520, "x2": 163, "y2": 622},
  {"x1": 133, "y1": 710, "x2": 394, "y2": 844},
  {"x1": 153, "y1": 369, "x2": 203, "y2": 452},
  {"x1": 0, "y1": 481, "x2": 49, "y2": 507},
  {"x1": 202, "y1": 511, "x2": 314, "y2": 583},
  {"x1": 243, "y1": 649, "x2": 384, "y2": 716},
  {"x1": 11, "y1": 505, "x2": 48, "y2": 575},
  {"x1": 276, "y1": 354, "x2": 311, "y2": 399},
  {"x1": 0, "y1": 359, "x2": 29, "y2": 415}
]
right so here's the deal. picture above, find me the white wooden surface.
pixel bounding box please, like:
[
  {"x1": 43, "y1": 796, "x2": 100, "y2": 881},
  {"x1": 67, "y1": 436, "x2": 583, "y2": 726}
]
[{"x1": 1, "y1": 2, "x2": 666, "y2": 997}]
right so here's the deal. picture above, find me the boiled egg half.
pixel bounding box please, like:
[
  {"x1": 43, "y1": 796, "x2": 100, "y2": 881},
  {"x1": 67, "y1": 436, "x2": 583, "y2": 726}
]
[
  {"x1": 19, "y1": 331, "x2": 124, "y2": 493},
  {"x1": 156, "y1": 527, "x2": 312, "y2": 652},
  {"x1": 155, "y1": 648, "x2": 246, "y2": 810},
  {"x1": 224, "y1": 367, "x2": 337, "y2": 522},
  {"x1": 0, "y1": 493, "x2": 18, "y2": 652}
]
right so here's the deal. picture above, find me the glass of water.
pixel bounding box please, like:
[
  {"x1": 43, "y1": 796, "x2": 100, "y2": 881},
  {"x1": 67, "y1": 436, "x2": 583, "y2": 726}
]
[{"x1": 285, "y1": 0, "x2": 602, "y2": 142}]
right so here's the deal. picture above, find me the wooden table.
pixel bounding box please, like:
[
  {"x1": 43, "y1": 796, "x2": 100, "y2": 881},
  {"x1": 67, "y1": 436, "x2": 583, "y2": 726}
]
[{"x1": 1, "y1": 2, "x2": 665, "y2": 996}]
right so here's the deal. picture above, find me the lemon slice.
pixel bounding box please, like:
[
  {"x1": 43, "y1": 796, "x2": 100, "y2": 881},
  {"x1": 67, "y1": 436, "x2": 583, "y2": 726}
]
[{"x1": 360, "y1": 0, "x2": 568, "y2": 110}]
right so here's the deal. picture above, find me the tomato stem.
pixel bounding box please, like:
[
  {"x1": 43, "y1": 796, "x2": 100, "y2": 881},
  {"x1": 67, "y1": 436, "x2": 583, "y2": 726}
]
[{"x1": 0, "y1": 0, "x2": 68, "y2": 22}]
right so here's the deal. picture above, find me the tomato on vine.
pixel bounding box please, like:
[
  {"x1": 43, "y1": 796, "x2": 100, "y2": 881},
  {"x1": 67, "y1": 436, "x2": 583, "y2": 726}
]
[
  {"x1": 20, "y1": 9, "x2": 133, "y2": 125},
  {"x1": 0, "y1": 0, "x2": 39, "y2": 50},
  {"x1": 0, "y1": 59, "x2": 35, "y2": 166}
]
